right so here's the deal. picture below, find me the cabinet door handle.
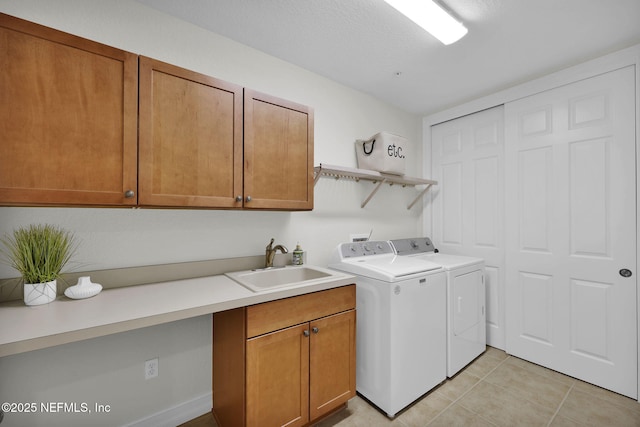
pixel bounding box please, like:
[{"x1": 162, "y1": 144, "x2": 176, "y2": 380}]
[
  {"x1": 235, "y1": 195, "x2": 242, "y2": 202},
  {"x1": 124, "y1": 190, "x2": 135, "y2": 198},
  {"x1": 245, "y1": 195, "x2": 252, "y2": 203},
  {"x1": 312, "y1": 327, "x2": 319, "y2": 334},
  {"x1": 303, "y1": 329, "x2": 310, "y2": 337}
]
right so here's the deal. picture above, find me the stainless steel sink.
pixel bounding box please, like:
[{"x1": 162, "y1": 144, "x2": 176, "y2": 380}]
[{"x1": 225, "y1": 265, "x2": 349, "y2": 292}]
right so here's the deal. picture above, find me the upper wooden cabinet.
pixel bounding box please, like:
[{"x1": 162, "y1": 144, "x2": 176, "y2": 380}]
[
  {"x1": 138, "y1": 63, "x2": 314, "y2": 210},
  {"x1": 244, "y1": 90, "x2": 314, "y2": 210},
  {"x1": 138, "y1": 56, "x2": 244, "y2": 208},
  {"x1": 0, "y1": 13, "x2": 138, "y2": 206},
  {"x1": 0, "y1": 13, "x2": 314, "y2": 210}
]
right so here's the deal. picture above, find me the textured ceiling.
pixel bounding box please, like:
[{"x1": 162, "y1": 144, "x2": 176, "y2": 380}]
[{"x1": 135, "y1": 0, "x2": 640, "y2": 115}]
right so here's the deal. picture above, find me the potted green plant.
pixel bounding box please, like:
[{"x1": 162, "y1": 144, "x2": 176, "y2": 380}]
[{"x1": 1, "y1": 224, "x2": 77, "y2": 306}]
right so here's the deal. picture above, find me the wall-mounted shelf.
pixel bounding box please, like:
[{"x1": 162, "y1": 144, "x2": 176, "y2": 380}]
[{"x1": 313, "y1": 163, "x2": 437, "y2": 209}]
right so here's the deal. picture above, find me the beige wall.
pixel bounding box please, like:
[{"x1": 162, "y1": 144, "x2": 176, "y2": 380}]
[{"x1": 0, "y1": 1, "x2": 424, "y2": 425}]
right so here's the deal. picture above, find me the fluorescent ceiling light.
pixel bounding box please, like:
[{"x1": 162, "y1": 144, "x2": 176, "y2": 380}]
[{"x1": 384, "y1": 0, "x2": 468, "y2": 45}]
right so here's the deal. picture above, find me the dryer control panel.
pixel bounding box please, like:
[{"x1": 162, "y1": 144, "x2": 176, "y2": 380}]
[
  {"x1": 338, "y1": 240, "x2": 394, "y2": 258},
  {"x1": 390, "y1": 237, "x2": 436, "y2": 255}
]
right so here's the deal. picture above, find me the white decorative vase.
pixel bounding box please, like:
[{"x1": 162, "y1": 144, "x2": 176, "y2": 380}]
[
  {"x1": 64, "y1": 276, "x2": 102, "y2": 299},
  {"x1": 24, "y1": 279, "x2": 57, "y2": 306}
]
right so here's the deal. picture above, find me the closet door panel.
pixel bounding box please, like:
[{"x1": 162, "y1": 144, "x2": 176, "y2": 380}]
[
  {"x1": 432, "y1": 105, "x2": 505, "y2": 349},
  {"x1": 505, "y1": 66, "x2": 637, "y2": 398}
]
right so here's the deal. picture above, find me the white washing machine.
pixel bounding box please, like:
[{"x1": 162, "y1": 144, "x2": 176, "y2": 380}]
[
  {"x1": 390, "y1": 237, "x2": 486, "y2": 377},
  {"x1": 329, "y1": 240, "x2": 447, "y2": 418}
]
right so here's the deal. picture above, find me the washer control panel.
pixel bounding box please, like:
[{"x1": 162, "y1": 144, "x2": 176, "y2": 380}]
[{"x1": 339, "y1": 240, "x2": 394, "y2": 258}]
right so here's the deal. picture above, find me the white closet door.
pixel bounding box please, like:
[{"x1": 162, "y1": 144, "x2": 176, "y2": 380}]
[
  {"x1": 432, "y1": 106, "x2": 505, "y2": 349},
  {"x1": 505, "y1": 66, "x2": 637, "y2": 398}
]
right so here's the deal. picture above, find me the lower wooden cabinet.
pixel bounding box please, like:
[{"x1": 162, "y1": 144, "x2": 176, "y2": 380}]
[
  {"x1": 246, "y1": 323, "x2": 310, "y2": 426},
  {"x1": 308, "y1": 311, "x2": 356, "y2": 421},
  {"x1": 213, "y1": 285, "x2": 356, "y2": 427}
]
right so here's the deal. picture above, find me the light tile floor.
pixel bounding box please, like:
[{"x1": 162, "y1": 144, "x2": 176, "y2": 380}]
[
  {"x1": 182, "y1": 346, "x2": 640, "y2": 427},
  {"x1": 317, "y1": 347, "x2": 640, "y2": 427}
]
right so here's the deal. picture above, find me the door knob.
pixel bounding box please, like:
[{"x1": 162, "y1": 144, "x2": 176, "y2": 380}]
[
  {"x1": 245, "y1": 195, "x2": 252, "y2": 203},
  {"x1": 312, "y1": 327, "x2": 319, "y2": 334},
  {"x1": 620, "y1": 269, "x2": 632, "y2": 278},
  {"x1": 235, "y1": 195, "x2": 242, "y2": 202},
  {"x1": 303, "y1": 330, "x2": 310, "y2": 337},
  {"x1": 124, "y1": 190, "x2": 135, "y2": 198}
]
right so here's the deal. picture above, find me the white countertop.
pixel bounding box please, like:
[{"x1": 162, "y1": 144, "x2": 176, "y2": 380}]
[{"x1": 0, "y1": 271, "x2": 355, "y2": 358}]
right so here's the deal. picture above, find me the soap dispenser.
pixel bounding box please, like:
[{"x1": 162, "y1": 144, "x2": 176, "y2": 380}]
[{"x1": 293, "y1": 243, "x2": 304, "y2": 265}]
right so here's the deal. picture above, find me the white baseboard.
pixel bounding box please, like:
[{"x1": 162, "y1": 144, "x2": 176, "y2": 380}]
[{"x1": 122, "y1": 392, "x2": 212, "y2": 427}]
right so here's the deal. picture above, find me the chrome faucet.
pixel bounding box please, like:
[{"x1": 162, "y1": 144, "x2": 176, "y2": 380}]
[{"x1": 265, "y1": 238, "x2": 288, "y2": 268}]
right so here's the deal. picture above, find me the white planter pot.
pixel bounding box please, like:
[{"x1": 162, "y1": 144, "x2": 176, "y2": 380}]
[{"x1": 24, "y1": 279, "x2": 57, "y2": 306}]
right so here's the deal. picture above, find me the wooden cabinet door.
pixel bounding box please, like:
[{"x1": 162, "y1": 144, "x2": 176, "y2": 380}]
[
  {"x1": 138, "y1": 57, "x2": 243, "y2": 208},
  {"x1": 309, "y1": 310, "x2": 356, "y2": 421},
  {"x1": 246, "y1": 323, "x2": 310, "y2": 427},
  {"x1": 0, "y1": 13, "x2": 138, "y2": 206},
  {"x1": 243, "y1": 90, "x2": 314, "y2": 210}
]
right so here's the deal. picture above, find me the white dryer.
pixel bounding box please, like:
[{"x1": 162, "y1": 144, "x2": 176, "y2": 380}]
[
  {"x1": 390, "y1": 237, "x2": 486, "y2": 377},
  {"x1": 329, "y1": 240, "x2": 446, "y2": 418}
]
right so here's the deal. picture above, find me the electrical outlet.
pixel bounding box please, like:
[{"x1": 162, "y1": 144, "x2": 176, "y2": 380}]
[
  {"x1": 350, "y1": 233, "x2": 370, "y2": 242},
  {"x1": 145, "y1": 358, "x2": 159, "y2": 380}
]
